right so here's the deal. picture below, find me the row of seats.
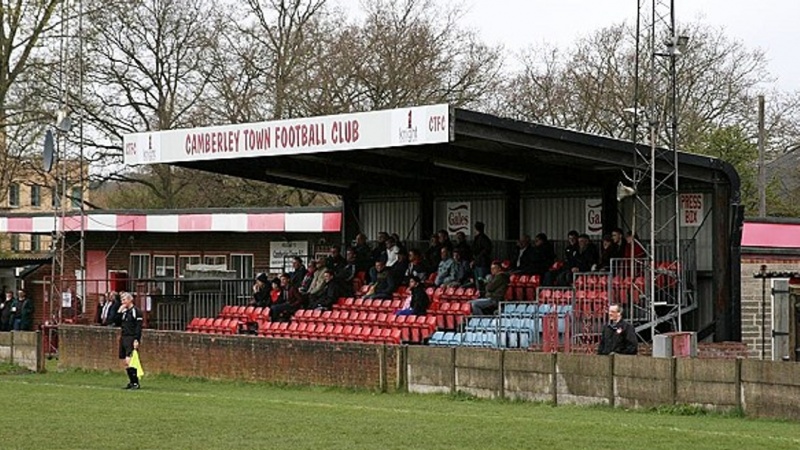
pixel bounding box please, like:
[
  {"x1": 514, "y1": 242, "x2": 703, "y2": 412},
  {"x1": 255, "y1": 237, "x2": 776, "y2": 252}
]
[
  {"x1": 428, "y1": 286, "x2": 480, "y2": 303},
  {"x1": 219, "y1": 305, "x2": 270, "y2": 323},
  {"x1": 291, "y1": 311, "x2": 437, "y2": 343},
  {"x1": 429, "y1": 330, "x2": 534, "y2": 349},
  {"x1": 258, "y1": 321, "x2": 403, "y2": 344},
  {"x1": 187, "y1": 317, "x2": 242, "y2": 334},
  {"x1": 334, "y1": 297, "x2": 403, "y2": 313},
  {"x1": 506, "y1": 274, "x2": 541, "y2": 302}
]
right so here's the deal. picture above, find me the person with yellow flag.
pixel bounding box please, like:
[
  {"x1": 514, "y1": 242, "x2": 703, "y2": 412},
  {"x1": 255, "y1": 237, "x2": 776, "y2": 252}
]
[{"x1": 115, "y1": 292, "x2": 143, "y2": 390}]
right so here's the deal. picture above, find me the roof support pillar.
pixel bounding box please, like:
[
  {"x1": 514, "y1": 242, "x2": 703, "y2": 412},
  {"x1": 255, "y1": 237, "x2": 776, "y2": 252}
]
[
  {"x1": 602, "y1": 180, "x2": 619, "y2": 235},
  {"x1": 713, "y1": 182, "x2": 734, "y2": 341},
  {"x1": 342, "y1": 188, "x2": 360, "y2": 246},
  {"x1": 420, "y1": 190, "x2": 434, "y2": 241}
]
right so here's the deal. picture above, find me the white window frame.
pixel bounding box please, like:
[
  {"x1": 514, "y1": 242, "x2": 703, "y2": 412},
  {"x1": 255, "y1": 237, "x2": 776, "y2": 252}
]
[
  {"x1": 130, "y1": 253, "x2": 151, "y2": 280},
  {"x1": 230, "y1": 253, "x2": 254, "y2": 280},
  {"x1": 203, "y1": 254, "x2": 227, "y2": 266}
]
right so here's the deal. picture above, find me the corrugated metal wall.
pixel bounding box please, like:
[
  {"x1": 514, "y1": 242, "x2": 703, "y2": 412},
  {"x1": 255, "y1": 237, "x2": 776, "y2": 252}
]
[
  {"x1": 617, "y1": 192, "x2": 714, "y2": 271},
  {"x1": 434, "y1": 193, "x2": 505, "y2": 238},
  {"x1": 522, "y1": 190, "x2": 601, "y2": 240},
  {"x1": 359, "y1": 195, "x2": 421, "y2": 241}
]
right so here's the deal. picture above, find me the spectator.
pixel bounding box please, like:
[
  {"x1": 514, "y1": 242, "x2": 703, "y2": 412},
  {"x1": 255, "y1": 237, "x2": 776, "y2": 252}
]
[
  {"x1": 107, "y1": 292, "x2": 122, "y2": 326},
  {"x1": 335, "y1": 248, "x2": 358, "y2": 292},
  {"x1": 395, "y1": 276, "x2": 430, "y2": 316},
  {"x1": 623, "y1": 232, "x2": 646, "y2": 259},
  {"x1": 611, "y1": 228, "x2": 625, "y2": 259},
  {"x1": 116, "y1": 292, "x2": 143, "y2": 390},
  {"x1": 309, "y1": 270, "x2": 344, "y2": 310},
  {"x1": 325, "y1": 246, "x2": 346, "y2": 273},
  {"x1": 391, "y1": 250, "x2": 410, "y2": 284},
  {"x1": 512, "y1": 234, "x2": 536, "y2": 274},
  {"x1": 371, "y1": 231, "x2": 389, "y2": 265},
  {"x1": 298, "y1": 261, "x2": 317, "y2": 296},
  {"x1": 390, "y1": 232, "x2": 407, "y2": 254},
  {"x1": 385, "y1": 237, "x2": 400, "y2": 267},
  {"x1": 353, "y1": 233, "x2": 373, "y2": 273},
  {"x1": 471, "y1": 221, "x2": 493, "y2": 282},
  {"x1": 453, "y1": 231, "x2": 472, "y2": 262},
  {"x1": 597, "y1": 304, "x2": 638, "y2": 355},
  {"x1": 424, "y1": 233, "x2": 442, "y2": 269},
  {"x1": 434, "y1": 247, "x2": 458, "y2": 287},
  {"x1": 289, "y1": 257, "x2": 307, "y2": 289},
  {"x1": 570, "y1": 234, "x2": 599, "y2": 274},
  {"x1": 449, "y1": 248, "x2": 472, "y2": 287},
  {"x1": 364, "y1": 260, "x2": 397, "y2": 300},
  {"x1": 564, "y1": 230, "x2": 580, "y2": 266},
  {"x1": 269, "y1": 278, "x2": 282, "y2": 304},
  {"x1": 405, "y1": 249, "x2": 428, "y2": 285},
  {"x1": 250, "y1": 273, "x2": 270, "y2": 307},
  {"x1": 596, "y1": 235, "x2": 615, "y2": 271},
  {"x1": 437, "y1": 229, "x2": 453, "y2": 254},
  {"x1": 0, "y1": 290, "x2": 14, "y2": 331},
  {"x1": 12, "y1": 289, "x2": 34, "y2": 331},
  {"x1": 470, "y1": 261, "x2": 510, "y2": 315},
  {"x1": 270, "y1": 273, "x2": 304, "y2": 322},
  {"x1": 97, "y1": 294, "x2": 116, "y2": 326},
  {"x1": 530, "y1": 233, "x2": 556, "y2": 276},
  {"x1": 306, "y1": 257, "x2": 329, "y2": 299}
]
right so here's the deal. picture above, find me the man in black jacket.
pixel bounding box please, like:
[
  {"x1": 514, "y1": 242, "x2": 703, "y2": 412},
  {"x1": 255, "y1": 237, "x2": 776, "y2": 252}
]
[
  {"x1": 0, "y1": 290, "x2": 14, "y2": 331},
  {"x1": 597, "y1": 304, "x2": 638, "y2": 355},
  {"x1": 116, "y1": 292, "x2": 143, "y2": 389}
]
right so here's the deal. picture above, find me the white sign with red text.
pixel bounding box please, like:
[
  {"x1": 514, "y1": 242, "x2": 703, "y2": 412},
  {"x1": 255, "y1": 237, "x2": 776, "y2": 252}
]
[
  {"x1": 585, "y1": 199, "x2": 603, "y2": 235},
  {"x1": 123, "y1": 104, "x2": 452, "y2": 165},
  {"x1": 446, "y1": 202, "x2": 471, "y2": 236},
  {"x1": 680, "y1": 193, "x2": 704, "y2": 227}
]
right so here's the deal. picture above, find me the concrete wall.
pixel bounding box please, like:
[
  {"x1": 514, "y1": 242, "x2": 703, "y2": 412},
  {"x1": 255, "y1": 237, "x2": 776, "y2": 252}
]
[
  {"x1": 0, "y1": 331, "x2": 44, "y2": 372},
  {"x1": 59, "y1": 326, "x2": 800, "y2": 421}
]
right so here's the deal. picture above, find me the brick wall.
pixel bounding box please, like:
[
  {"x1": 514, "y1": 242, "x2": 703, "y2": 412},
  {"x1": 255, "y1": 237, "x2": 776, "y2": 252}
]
[
  {"x1": 740, "y1": 256, "x2": 800, "y2": 358},
  {"x1": 59, "y1": 325, "x2": 400, "y2": 391}
]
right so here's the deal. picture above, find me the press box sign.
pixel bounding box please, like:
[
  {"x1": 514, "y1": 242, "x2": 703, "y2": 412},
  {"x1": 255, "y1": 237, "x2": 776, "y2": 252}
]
[{"x1": 680, "y1": 194, "x2": 704, "y2": 227}]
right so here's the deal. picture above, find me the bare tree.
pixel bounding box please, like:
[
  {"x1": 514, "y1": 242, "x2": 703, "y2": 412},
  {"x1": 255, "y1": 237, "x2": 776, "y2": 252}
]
[{"x1": 0, "y1": 0, "x2": 63, "y2": 208}]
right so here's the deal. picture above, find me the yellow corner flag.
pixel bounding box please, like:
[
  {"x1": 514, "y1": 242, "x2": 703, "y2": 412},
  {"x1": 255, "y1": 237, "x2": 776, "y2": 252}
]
[{"x1": 130, "y1": 349, "x2": 145, "y2": 379}]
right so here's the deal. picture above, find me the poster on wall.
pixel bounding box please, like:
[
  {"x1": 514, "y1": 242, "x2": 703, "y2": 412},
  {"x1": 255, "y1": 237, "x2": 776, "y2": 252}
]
[
  {"x1": 680, "y1": 193, "x2": 704, "y2": 227},
  {"x1": 585, "y1": 199, "x2": 603, "y2": 235},
  {"x1": 269, "y1": 241, "x2": 309, "y2": 273},
  {"x1": 446, "y1": 202, "x2": 471, "y2": 236}
]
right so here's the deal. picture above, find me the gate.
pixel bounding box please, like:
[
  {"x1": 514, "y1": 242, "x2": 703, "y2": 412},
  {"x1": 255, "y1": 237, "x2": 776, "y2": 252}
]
[{"x1": 772, "y1": 279, "x2": 790, "y2": 361}]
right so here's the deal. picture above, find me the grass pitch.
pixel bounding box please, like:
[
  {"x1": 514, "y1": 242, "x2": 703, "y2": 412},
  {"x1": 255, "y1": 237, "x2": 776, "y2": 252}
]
[{"x1": 1, "y1": 364, "x2": 798, "y2": 450}]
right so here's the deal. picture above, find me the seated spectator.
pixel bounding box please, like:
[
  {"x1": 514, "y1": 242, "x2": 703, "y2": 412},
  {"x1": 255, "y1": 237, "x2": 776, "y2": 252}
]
[
  {"x1": 298, "y1": 261, "x2": 317, "y2": 296},
  {"x1": 306, "y1": 256, "x2": 328, "y2": 299},
  {"x1": 391, "y1": 250, "x2": 410, "y2": 284},
  {"x1": 250, "y1": 272, "x2": 270, "y2": 307},
  {"x1": 434, "y1": 247, "x2": 458, "y2": 286},
  {"x1": 470, "y1": 261, "x2": 510, "y2": 315},
  {"x1": 371, "y1": 231, "x2": 389, "y2": 269},
  {"x1": 325, "y1": 245, "x2": 346, "y2": 273},
  {"x1": 335, "y1": 248, "x2": 358, "y2": 295},
  {"x1": 453, "y1": 231, "x2": 472, "y2": 262},
  {"x1": 623, "y1": 232, "x2": 645, "y2": 259},
  {"x1": 309, "y1": 270, "x2": 344, "y2": 310},
  {"x1": 269, "y1": 278, "x2": 282, "y2": 304},
  {"x1": 448, "y1": 248, "x2": 472, "y2": 287},
  {"x1": 596, "y1": 235, "x2": 615, "y2": 271},
  {"x1": 404, "y1": 249, "x2": 428, "y2": 285},
  {"x1": 364, "y1": 260, "x2": 397, "y2": 300},
  {"x1": 270, "y1": 273, "x2": 304, "y2": 322},
  {"x1": 611, "y1": 228, "x2": 625, "y2": 259},
  {"x1": 395, "y1": 276, "x2": 430, "y2": 316},
  {"x1": 390, "y1": 232, "x2": 407, "y2": 254},
  {"x1": 560, "y1": 234, "x2": 598, "y2": 284},
  {"x1": 289, "y1": 257, "x2": 307, "y2": 289},
  {"x1": 512, "y1": 234, "x2": 536, "y2": 274}
]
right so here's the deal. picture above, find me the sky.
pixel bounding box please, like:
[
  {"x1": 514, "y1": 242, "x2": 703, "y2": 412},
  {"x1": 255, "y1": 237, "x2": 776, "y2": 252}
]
[{"x1": 338, "y1": 0, "x2": 800, "y2": 92}]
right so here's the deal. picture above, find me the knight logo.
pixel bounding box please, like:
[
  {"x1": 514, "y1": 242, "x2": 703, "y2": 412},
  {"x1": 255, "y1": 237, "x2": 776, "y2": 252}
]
[
  {"x1": 446, "y1": 203, "x2": 470, "y2": 234},
  {"x1": 398, "y1": 110, "x2": 419, "y2": 143},
  {"x1": 143, "y1": 134, "x2": 158, "y2": 162}
]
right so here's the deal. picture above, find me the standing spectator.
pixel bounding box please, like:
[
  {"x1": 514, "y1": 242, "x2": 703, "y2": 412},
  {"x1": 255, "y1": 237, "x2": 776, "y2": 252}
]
[
  {"x1": 597, "y1": 304, "x2": 638, "y2": 355},
  {"x1": 353, "y1": 233, "x2": 373, "y2": 273},
  {"x1": 470, "y1": 261, "x2": 510, "y2": 315},
  {"x1": 1, "y1": 290, "x2": 15, "y2": 331},
  {"x1": 94, "y1": 294, "x2": 108, "y2": 325},
  {"x1": 107, "y1": 292, "x2": 122, "y2": 326},
  {"x1": 116, "y1": 292, "x2": 143, "y2": 389},
  {"x1": 471, "y1": 222, "x2": 493, "y2": 282},
  {"x1": 12, "y1": 289, "x2": 34, "y2": 331},
  {"x1": 97, "y1": 294, "x2": 117, "y2": 326},
  {"x1": 289, "y1": 257, "x2": 308, "y2": 289},
  {"x1": 395, "y1": 276, "x2": 430, "y2": 316}
]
